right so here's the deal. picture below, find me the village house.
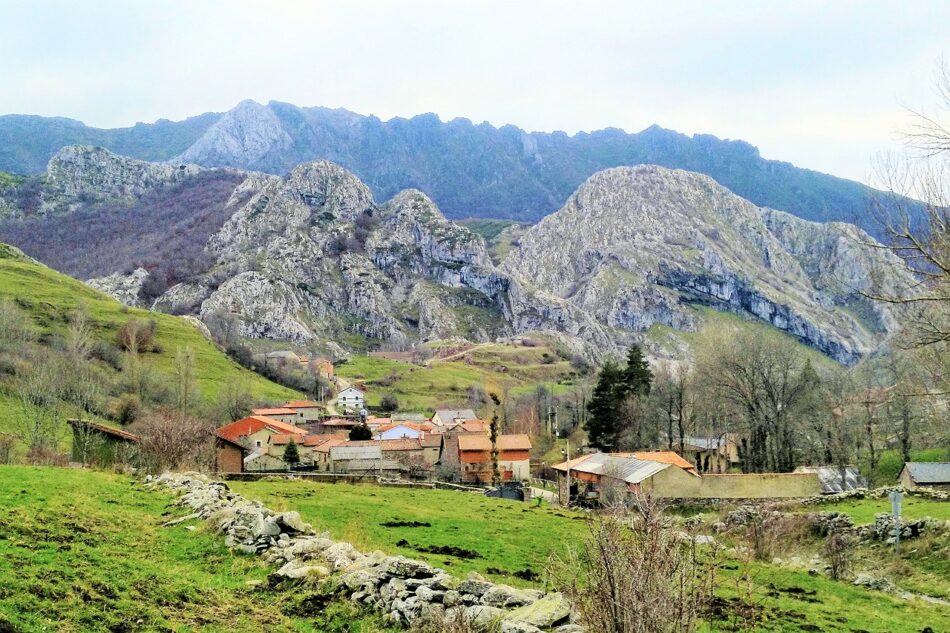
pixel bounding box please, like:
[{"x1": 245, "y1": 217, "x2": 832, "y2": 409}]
[
  {"x1": 374, "y1": 421, "x2": 434, "y2": 440},
  {"x1": 553, "y1": 451, "x2": 821, "y2": 503},
  {"x1": 330, "y1": 441, "x2": 393, "y2": 474},
  {"x1": 681, "y1": 434, "x2": 741, "y2": 473},
  {"x1": 214, "y1": 434, "x2": 247, "y2": 473},
  {"x1": 67, "y1": 419, "x2": 139, "y2": 466},
  {"x1": 283, "y1": 400, "x2": 325, "y2": 422},
  {"x1": 216, "y1": 415, "x2": 308, "y2": 451},
  {"x1": 312, "y1": 417, "x2": 361, "y2": 435},
  {"x1": 431, "y1": 408, "x2": 477, "y2": 428},
  {"x1": 268, "y1": 434, "x2": 315, "y2": 466},
  {"x1": 244, "y1": 447, "x2": 287, "y2": 471},
  {"x1": 381, "y1": 438, "x2": 432, "y2": 476},
  {"x1": 420, "y1": 433, "x2": 442, "y2": 466},
  {"x1": 313, "y1": 437, "x2": 346, "y2": 471},
  {"x1": 299, "y1": 356, "x2": 334, "y2": 379},
  {"x1": 251, "y1": 407, "x2": 303, "y2": 425},
  {"x1": 336, "y1": 386, "x2": 365, "y2": 411},
  {"x1": 900, "y1": 462, "x2": 950, "y2": 491},
  {"x1": 457, "y1": 434, "x2": 532, "y2": 483}
]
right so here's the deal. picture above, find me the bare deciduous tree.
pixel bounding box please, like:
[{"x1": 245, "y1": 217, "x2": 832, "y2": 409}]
[{"x1": 552, "y1": 499, "x2": 713, "y2": 633}]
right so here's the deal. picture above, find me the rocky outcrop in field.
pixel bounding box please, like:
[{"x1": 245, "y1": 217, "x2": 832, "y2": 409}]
[{"x1": 147, "y1": 472, "x2": 581, "y2": 632}]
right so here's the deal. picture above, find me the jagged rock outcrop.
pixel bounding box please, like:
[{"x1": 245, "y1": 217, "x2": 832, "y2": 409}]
[
  {"x1": 45, "y1": 145, "x2": 201, "y2": 208},
  {"x1": 502, "y1": 166, "x2": 908, "y2": 364},
  {"x1": 86, "y1": 268, "x2": 149, "y2": 307}
]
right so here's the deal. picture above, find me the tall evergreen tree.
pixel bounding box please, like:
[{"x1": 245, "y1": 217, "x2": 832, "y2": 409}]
[
  {"x1": 284, "y1": 438, "x2": 300, "y2": 468},
  {"x1": 585, "y1": 360, "x2": 625, "y2": 450},
  {"x1": 621, "y1": 345, "x2": 653, "y2": 398},
  {"x1": 584, "y1": 345, "x2": 654, "y2": 451}
]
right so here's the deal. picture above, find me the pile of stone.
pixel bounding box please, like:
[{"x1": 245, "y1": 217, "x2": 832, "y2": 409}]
[
  {"x1": 809, "y1": 511, "x2": 855, "y2": 536},
  {"x1": 858, "y1": 513, "x2": 933, "y2": 542},
  {"x1": 145, "y1": 473, "x2": 582, "y2": 632}
]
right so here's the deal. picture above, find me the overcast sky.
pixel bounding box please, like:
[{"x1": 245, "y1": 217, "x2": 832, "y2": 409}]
[{"x1": 1, "y1": 0, "x2": 947, "y2": 183}]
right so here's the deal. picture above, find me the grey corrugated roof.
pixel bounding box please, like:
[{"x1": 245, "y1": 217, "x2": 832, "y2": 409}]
[
  {"x1": 566, "y1": 453, "x2": 670, "y2": 484},
  {"x1": 330, "y1": 444, "x2": 382, "y2": 460},
  {"x1": 904, "y1": 462, "x2": 950, "y2": 484},
  {"x1": 794, "y1": 466, "x2": 867, "y2": 493}
]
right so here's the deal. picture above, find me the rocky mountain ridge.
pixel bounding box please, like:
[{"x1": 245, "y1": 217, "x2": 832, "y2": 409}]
[
  {"x1": 0, "y1": 146, "x2": 909, "y2": 365},
  {"x1": 0, "y1": 100, "x2": 906, "y2": 236}
]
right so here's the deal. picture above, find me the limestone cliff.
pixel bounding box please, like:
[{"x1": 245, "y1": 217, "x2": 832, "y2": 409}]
[
  {"x1": 0, "y1": 147, "x2": 910, "y2": 364},
  {"x1": 502, "y1": 166, "x2": 907, "y2": 364}
]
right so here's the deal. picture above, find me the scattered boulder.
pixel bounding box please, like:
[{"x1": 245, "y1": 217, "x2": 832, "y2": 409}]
[{"x1": 505, "y1": 593, "x2": 572, "y2": 628}]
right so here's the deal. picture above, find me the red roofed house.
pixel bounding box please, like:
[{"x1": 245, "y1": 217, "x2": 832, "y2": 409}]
[
  {"x1": 217, "y1": 416, "x2": 307, "y2": 451},
  {"x1": 457, "y1": 434, "x2": 532, "y2": 483},
  {"x1": 374, "y1": 421, "x2": 435, "y2": 440}
]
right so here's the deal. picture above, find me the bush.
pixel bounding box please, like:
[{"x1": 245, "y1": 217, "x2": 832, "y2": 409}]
[
  {"x1": 116, "y1": 319, "x2": 158, "y2": 353},
  {"x1": 108, "y1": 393, "x2": 142, "y2": 425},
  {"x1": 553, "y1": 502, "x2": 713, "y2": 633},
  {"x1": 129, "y1": 407, "x2": 215, "y2": 473},
  {"x1": 379, "y1": 394, "x2": 399, "y2": 412}
]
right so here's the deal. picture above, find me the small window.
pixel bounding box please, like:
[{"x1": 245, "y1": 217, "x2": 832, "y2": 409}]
[{"x1": 256, "y1": 440, "x2": 262, "y2": 447}]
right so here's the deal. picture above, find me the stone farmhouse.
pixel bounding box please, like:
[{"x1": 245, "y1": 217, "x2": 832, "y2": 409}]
[
  {"x1": 900, "y1": 462, "x2": 950, "y2": 490},
  {"x1": 681, "y1": 434, "x2": 741, "y2": 473},
  {"x1": 553, "y1": 451, "x2": 822, "y2": 502}
]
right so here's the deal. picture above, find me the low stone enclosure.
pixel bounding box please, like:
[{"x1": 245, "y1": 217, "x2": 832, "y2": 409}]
[{"x1": 145, "y1": 473, "x2": 581, "y2": 632}]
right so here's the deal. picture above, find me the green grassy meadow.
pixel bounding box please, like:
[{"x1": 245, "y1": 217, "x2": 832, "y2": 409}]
[
  {"x1": 0, "y1": 466, "x2": 394, "y2": 632},
  {"x1": 0, "y1": 467, "x2": 947, "y2": 632},
  {"x1": 233, "y1": 478, "x2": 950, "y2": 632},
  {"x1": 336, "y1": 342, "x2": 582, "y2": 412}
]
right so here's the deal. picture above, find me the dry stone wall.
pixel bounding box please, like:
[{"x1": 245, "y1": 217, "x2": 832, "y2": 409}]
[{"x1": 145, "y1": 473, "x2": 582, "y2": 632}]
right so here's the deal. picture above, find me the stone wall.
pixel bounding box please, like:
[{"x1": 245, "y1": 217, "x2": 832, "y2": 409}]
[
  {"x1": 146, "y1": 473, "x2": 582, "y2": 632},
  {"x1": 647, "y1": 469, "x2": 822, "y2": 499}
]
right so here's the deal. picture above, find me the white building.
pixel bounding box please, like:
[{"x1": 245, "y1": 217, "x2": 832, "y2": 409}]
[{"x1": 336, "y1": 386, "x2": 365, "y2": 411}]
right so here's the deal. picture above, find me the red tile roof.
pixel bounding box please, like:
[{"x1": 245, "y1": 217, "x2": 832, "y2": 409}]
[
  {"x1": 420, "y1": 434, "x2": 443, "y2": 448},
  {"x1": 381, "y1": 439, "x2": 423, "y2": 451},
  {"x1": 458, "y1": 434, "x2": 532, "y2": 452},
  {"x1": 313, "y1": 438, "x2": 347, "y2": 453},
  {"x1": 284, "y1": 400, "x2": 322, "y2": 409},
  {"x1": 632, "y1": 451, "x2": 697, "y2": 472},
  {"x1": 217, "y1": 416, "x2": 307, "y2": 443}
]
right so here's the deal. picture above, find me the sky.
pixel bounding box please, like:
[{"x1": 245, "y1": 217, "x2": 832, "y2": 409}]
[{"x1": 1, "y1": 0, "x2": 947, "y2": 184}]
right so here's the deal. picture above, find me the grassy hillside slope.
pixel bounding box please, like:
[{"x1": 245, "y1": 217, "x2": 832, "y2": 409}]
[
  {"x1": 0, "y1": 467, "x2": 392, "y2": 632},
  {"x1": 0, "y1": 243, "x2": 295, "y2": 405},
  {"x1": 336, "y1": 342, "x2": 582, "y2": 412}
]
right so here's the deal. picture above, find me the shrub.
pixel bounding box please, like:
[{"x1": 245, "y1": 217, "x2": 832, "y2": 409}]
[
  {"x1": 116, "y1": 318, "x2": 158, "y2": 353},
  {"x1": 825, "y1": 531, "x2": 857, "y2": 580},
  {"x1": 379, "y1": 393, "x2": 399, "y2": 412},
  {"x1": 129, "y1": 407, "x2": 215, "y2": 473},
  {"x1": 552, "y1": 501, "x2": 713, "y2": 633},
  {"x1": 108, "y1": 393, "x2": 142, "y2": 425}
]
